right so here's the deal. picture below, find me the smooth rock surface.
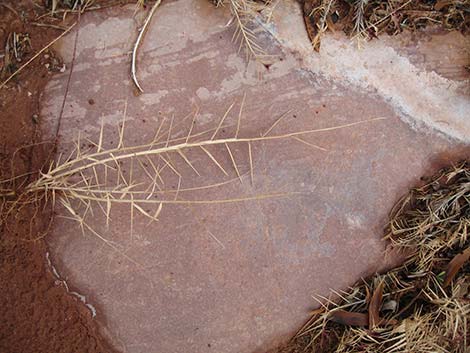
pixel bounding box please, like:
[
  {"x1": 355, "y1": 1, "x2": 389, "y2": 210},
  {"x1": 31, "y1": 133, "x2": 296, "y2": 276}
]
[
  {"x1": 269, "y1": 0, "x2": 470, "y2": 142},
  {"x1": 41, "y1": 1, "x2": 469, "y2": 352}
]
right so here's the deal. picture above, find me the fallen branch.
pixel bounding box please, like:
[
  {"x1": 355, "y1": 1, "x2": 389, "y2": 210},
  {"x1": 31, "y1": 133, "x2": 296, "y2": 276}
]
[{"x1": 131, "y1": 0, "x2": 162, "y2": 93}]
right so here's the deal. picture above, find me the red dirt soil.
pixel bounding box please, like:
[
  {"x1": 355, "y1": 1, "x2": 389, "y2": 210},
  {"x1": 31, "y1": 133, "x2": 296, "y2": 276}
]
[{"x1": 0, "y1": 2, "x2": 118, "y2": 352}]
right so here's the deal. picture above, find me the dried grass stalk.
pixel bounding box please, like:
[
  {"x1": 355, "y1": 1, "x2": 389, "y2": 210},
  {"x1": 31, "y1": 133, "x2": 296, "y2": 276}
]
[{"x1": 1, "y1": 101, "x2": 385, "y2": 261}]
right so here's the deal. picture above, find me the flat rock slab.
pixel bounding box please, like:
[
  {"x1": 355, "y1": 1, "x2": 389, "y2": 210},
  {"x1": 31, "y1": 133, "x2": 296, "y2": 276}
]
[{"x1": 41, "y1": 1, "x2": 469, "y2": 352}]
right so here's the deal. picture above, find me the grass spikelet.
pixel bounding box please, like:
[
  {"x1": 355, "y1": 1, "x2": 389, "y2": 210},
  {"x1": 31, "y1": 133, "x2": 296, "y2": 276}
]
[{"x1": 214, "y1": 0, "x2": 271, "y2": 60}]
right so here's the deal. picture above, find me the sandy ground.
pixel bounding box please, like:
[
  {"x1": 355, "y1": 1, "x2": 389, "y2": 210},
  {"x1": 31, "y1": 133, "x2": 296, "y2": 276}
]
[{"x1": 0, "y1": 1, "x2": 118, "y2": 352}]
